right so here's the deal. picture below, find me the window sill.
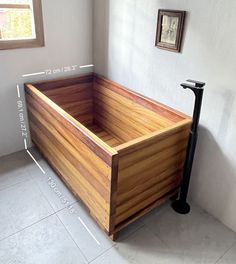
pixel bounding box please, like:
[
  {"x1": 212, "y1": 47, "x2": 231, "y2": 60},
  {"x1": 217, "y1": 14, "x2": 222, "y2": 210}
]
[{"x1": 0, "y1": 38, "x2": 45, "y2": 50}]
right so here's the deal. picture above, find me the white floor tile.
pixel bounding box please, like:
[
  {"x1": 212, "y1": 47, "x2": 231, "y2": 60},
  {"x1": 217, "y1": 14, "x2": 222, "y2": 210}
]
[
  {"x1": 16, "y1": 148, "x2": 76, "y2": 212},
  {"x1": 0, "y1": 215, "x2": 87, "y2": 264},
  {"x1": 33, "y1": 166, "x2": 77, "y2": 212},
  {"x1": 91, "y1": 226, "x2": 187, "y2": 264},
  {"x1": 217, "y1": 243, "x2": 236, "y2": 264},
  {"x1": 1, "y1": 150, "x2": 236, "y2": 264},
  {"x1": 0, "y1": 180, "x2": 53, "y2": 240},
  {"x1": 117, "y1": 217, "x2": 144, "y2": 242},
  {"x1": 57, "y1": 202, "x2": 114, "y2": 262},
  {"x1": 25, "y1": 148, "x2": 77, "y2": 212},
  {"x1": 0, "y1": 151, "x2": 32, "y2": 191},
  {"x1": 25, "y1": 150, "x2": 51, "y2": 179},
  {"x1": 142, "y1": 202, "x2": 236, "y2": 263}
]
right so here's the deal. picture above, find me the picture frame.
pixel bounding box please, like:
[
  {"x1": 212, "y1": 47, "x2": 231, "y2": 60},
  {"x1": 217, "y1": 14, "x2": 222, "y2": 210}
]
[{"x1": 155, "y1": 9, "x2": 186, "y2": 53}]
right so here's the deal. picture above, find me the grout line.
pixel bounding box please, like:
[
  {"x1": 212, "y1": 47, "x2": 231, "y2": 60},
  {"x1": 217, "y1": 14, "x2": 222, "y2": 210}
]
[
  {"x1": 0, "y1": 151, "x2": 56, "y2": 242},
  {"x1": 28, "y1": 168, "x2": 89, "y2": 263},
  {"x1": 31, "y1": 165, "x2": 88, "y2": 261},
  {"x1": 88, "y1": 245, "x2": 116, "y2": 264},
  {"x1": 0, "y1": 177, "x2": 32, "y2": 193},
  {"x1": 26, "y1": 150, "x2": 46, "y2": 174},
  {"x1": 88, "y1": 225, "x2": 147, "y2": 263},
  {"x1": 16, "y1": 84, "x2": 21, "y2": 98},
  {"x1": 55, "y1": 214, "x2": 89, "y2": 263},
  {"x1": 1, "y1": 150, "x2": 110, "y2": 263},
  {"x1": 22, "y1": 71, "x2": 45, "y2": 77},
  {"x1": 28, "y1": 157, "x2": 88, "y2": 262},
  {"x1": 53, "y1": 200, "x2": 78, "y2": 214},
  {"x1": 88, "y1": 225, "x2": 147, "y2": 262},
  {"x1": 215, "y1": 240, "x2": 236, "y2": 263},
  {"x1": 0, "y1": 211, "x2": 57, "y2": 243}
]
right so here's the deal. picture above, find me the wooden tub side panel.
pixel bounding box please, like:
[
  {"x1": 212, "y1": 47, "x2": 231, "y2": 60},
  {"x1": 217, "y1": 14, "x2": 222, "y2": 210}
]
[
  {"x1": 94, "y1": 74, "x2": 189, "y2": 123},
  {"x1": 42, "y1": 80, "x2": 94, "y2": 126},
  {"x1": 114, "y1": 120, "x2": 191, "y2": 228},
  {"x1": 32, "y1": 74, "x2": 94, "y2": 91},
  {"x1": 43, "y1": 84, "x2": 93, "y2": 126},
  {"x1": 25, "y1": 84, "x2": 118, "y2": 234},
  {"x1": 93, "y1": 78, "x2": 175, "y2": 143}
]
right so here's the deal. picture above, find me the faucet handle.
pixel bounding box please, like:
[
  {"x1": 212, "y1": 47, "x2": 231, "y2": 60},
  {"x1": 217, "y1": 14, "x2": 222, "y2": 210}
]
[{"x1": 186, "y1": 79, "x2": 206, "y2": 88}]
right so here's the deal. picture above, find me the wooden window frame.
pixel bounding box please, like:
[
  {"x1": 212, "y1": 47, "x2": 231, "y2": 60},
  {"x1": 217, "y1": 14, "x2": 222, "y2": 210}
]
[{"x1": 0, "y1": 0, "x2": 44, "y2": 50}]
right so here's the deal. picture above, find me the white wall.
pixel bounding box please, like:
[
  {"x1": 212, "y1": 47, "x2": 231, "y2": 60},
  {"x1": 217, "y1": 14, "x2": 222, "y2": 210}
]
[
  {"x1": 93, "y1": 0, "x2": 236, "y2": 232},
  {"x1": 0, "y1": 0, "x2": 93, "y2": 157}
]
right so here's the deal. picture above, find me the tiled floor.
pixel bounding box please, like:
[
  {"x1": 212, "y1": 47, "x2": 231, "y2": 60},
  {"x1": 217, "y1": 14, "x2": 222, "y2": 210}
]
[{"x1": 0, "y1": 149, "x2": 236, "y2": 264}]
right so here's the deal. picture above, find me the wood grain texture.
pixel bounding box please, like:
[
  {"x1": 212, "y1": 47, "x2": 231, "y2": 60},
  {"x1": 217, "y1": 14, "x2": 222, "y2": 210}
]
[
  {"x1": 25, "y1": 83, "x2": 117, "y2": 164},
  {"x1": 25, "y1": 81, "x2": 118, "y2": 234},
  {"x1": 87, "y1": 124, "x2": 123, "y2": 147},
  {"x1": 31, "y1": 74, "x2": 93, "y2": 91},
  {"x1": 43, "y1": 83, "x2": 93, "y2": 126},
  {"x1": 115, "y1": 121, "x2": 191, "y2": 226},
  {"x1": 93, "y1": 82, "x2": 175, "y2": 142},
  {"x1": 25, "y1": 73, "x2": 192, "y2": 239},
  {"x1": 114, "y1": 188, "x2": 178, "y2": 233},
  {"x1": 94, "y1": 74, "x2": 190, "y2": 122}
]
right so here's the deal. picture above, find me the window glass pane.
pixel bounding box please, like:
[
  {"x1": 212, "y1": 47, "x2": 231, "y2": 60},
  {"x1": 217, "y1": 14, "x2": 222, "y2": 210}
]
[
  {"x1": 0, "y1": 1, "x2": 35, "y2": 40},
  {"x1": 0, "y1": 0, "x2": 44, "y2": 49}
]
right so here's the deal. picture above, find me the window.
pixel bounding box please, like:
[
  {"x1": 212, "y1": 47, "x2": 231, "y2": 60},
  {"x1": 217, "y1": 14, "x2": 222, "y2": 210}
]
[{"x1": 0, "y1": 0, "x2": 44, "y2": 50}]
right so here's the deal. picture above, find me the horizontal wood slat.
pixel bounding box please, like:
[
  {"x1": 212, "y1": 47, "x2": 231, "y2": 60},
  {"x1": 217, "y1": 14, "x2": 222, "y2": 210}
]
[
  {"x1": 93, "y1": 82, "x2": 175, "y2": 142},
  {"x1": 94, "y1": 99, "x2": 153, "y2": 134},
  {"x1": 30, "y1": 74, "x2": 93, "y2": 91},
  {"x1": 43, "y1": 83, "x2": 91, "y2": 96},
  {"x1": 87, "y1": 124, "x2": 122, "y2": 147},
  {"x1": 43, "y1": 83, "x2": 93, "y2": 126},
  {"x1": 114, "y1": 189, "x2": 178, "y2": 233},
  {"x1": 116, "y1": 177, "x2": 180, "y2": 226},
  {"x1": 25, "y1": 73, "x2": 192, "y2": 238},
  {"x1": 118, "y1": 151, "x2": 186, "y2": 194},
  {"x1": 116, "y1": 173, "x2": 182, "y2": 216},
  {"x1": 118, "y1": 141, "x2": 187, "y2": 182},
  {"x1": 27, "y1": 100, "x2": 111, "y2": 193},
  {"x1": 117, "y1": 165, "x2": 184, "y2": 205},
  {"x1": 25, "y1": 83, "x2": 117, "y2": 165},
  {"x1": 115, "y1": 119, "x2": 191, "y2": 227},
  {"x1": 115, "y1": 119, "x2": 191, "y2": 154},
  {"x1": 26, "y1": 91, "x2": 116, "y2": 232},
  {"x1": 94, "y1": 74, "x2": 189, "y2": 122},
  {"x1": 94, "y1": 88, "x2": 168, "y2": 130},
  {"x1": 118, "y1": 128, "x2": 189, "y2": 170},
  {"x1": 30, "y1": 122, "x2": 111, "y2": 230}
]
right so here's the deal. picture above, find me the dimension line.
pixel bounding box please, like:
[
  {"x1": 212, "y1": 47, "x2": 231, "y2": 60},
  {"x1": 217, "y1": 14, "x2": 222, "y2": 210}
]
[
  {"x1": 24, "y1": 139, "x2": 28, "y2": 150},
  {"x1": 78, "y1": 217, "x2": 101, "y2": 245},
  {"x1": 80, "y1": 64, "x2": 94, "y2": 69},
  {"x1": 22, "y1": 71, "x2": 46, "y2": 78},
  {"x1": 16, "y1": 84, "x2": 21, "y2": 98},
  {"x1": 27, "y1": 150, "x2": 46, "y2": 174}
]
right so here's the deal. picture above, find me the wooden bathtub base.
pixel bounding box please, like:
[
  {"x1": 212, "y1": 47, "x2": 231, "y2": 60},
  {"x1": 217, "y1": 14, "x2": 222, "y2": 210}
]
[{"x1": 25, "y1": 73, "x2": 191, "y2": 239}]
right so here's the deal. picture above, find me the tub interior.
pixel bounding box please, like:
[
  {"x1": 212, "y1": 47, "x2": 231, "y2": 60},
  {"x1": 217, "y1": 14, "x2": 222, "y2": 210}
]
[{"x1": 39, "y1": 78, "x2": 185, "y2": 148}]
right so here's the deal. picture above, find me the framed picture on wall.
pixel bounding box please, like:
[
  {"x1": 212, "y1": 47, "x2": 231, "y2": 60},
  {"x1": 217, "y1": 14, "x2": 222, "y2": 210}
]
[{"x1": 155, "y1": 9, "x2": 186, "y2": 52}]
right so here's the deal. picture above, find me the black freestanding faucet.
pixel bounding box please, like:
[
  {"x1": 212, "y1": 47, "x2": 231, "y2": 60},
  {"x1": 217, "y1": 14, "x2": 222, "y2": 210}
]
[{"x1": 172, "y1": 79, "x2": 205, "y2": 214}]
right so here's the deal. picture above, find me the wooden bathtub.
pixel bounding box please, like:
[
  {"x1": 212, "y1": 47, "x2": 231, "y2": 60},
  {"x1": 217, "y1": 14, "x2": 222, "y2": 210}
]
[{"x1": 25, "y1": 73, "x2": 191, "y2": 239}]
